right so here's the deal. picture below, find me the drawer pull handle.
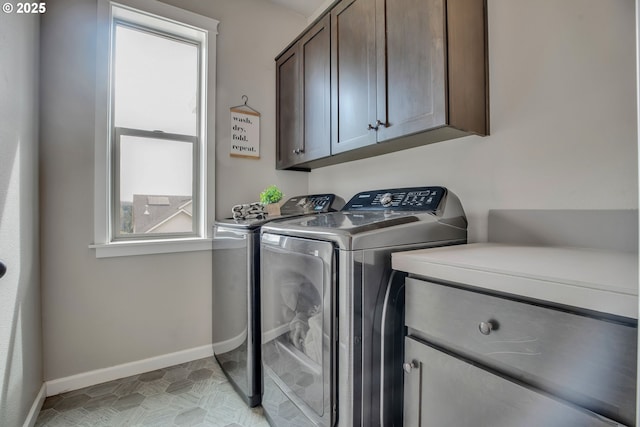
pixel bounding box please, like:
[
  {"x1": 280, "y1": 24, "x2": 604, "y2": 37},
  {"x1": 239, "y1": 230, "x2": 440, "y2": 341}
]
[
  {"x1": 403, "y1": 361, "x2": 418, "y2": 373},
  {"x1": 478, "y1": 321, "x2": 494, "y2": 335}
]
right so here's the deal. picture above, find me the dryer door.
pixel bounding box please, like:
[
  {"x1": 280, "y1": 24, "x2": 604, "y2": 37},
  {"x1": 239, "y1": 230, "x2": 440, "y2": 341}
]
[{"x1": 261, "y1": 233, "x2": 335, "y2": 427}]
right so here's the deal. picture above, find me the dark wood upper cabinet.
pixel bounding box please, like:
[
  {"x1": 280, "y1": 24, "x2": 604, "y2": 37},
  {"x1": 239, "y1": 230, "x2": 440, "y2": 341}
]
[
  {"x1": 446, "y1": 0, "x2": 489, "y2": 134},
  {"x1": 330, "y1": 0, "x2": 377, "y2": 154},
  {"x1": 276, "y1": 16, "x2": 331, "y2": 170},
  {"x1": 376, "y1": 0, "x2": 448, "y2": 142},
  {"x1": 300, "y1": 16, "x2": 331, "y2": 164},
  {"x1": 275, "y1": 45, "x2": 300, "y2": 170},
  {"x1": 276, "y1": 0, "x2": 488, "y2": 170}
]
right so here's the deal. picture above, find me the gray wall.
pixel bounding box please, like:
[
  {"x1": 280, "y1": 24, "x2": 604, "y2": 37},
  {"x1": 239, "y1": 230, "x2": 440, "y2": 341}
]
[
  {"x1": 40, "y1": 0, "x2": 308, "y2": 381},
  {"x1": 309, "y1": 0, "x2": 638, "y2": 243},
  {"x1": 159, "y1": 0, "x2": 311, "y2": 216},
  {"x1": 0, "y1": 10, "x2": 42, "y2": 427}
]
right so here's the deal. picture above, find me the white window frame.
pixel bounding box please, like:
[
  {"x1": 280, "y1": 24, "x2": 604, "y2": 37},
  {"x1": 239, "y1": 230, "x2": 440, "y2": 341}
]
[
  {"x1": 113, "y1": 127, "x2": 200, "y2": 240},
  {"x1": 92, "y1": 0, "x2": 218, "y2": 258}
]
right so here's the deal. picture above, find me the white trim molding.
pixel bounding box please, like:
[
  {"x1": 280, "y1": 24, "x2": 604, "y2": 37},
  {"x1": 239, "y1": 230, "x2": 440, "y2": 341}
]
[
  {"x1": 43, "y1": 336, "x2": 257, "y2": 398},
  {"x1": 45, "y1": 345, "x2": 214, "y2": 397},
  {"x1": 211, "y1": 330, "x2": 247, "y2": 355},
  {"x1": 93, "y1": 0, "x2": 218, "y2": 257},
  {"x1": 89, "y1": 236, "x2": 248, "y2": 257},
  {"x1": 90, "y1": 237, "x2": 214, "y2": 258},
  {"x1": 22, "y1": 384, "x2": 46, "y2": 427}
]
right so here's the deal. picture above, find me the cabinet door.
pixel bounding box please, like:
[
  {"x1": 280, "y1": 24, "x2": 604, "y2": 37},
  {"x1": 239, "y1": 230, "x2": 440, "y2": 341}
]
[
  {"x1": 331, "y1": 0, "x2": 377, "y2": 154},
  {"x1": 276, "y1": 44, "x2": 301, "y2": 170},
  {"x1": 403, "y1": 338, "x2": 622, "y2": 427},
  {"x1": 299, "y1": 15, "x2": 331, "y2": 164},
  {"x1": 375, "y1": 0, "x2": 447, "y2": 143},
  {"x1": 405, "y1": 277, "x2": 637, "y2": 426}
]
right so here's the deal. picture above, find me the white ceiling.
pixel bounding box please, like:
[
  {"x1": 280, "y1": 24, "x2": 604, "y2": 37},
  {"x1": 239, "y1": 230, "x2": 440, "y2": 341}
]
[{"x1": 265, "y1": 0, "x2": 327, "y2": 17}]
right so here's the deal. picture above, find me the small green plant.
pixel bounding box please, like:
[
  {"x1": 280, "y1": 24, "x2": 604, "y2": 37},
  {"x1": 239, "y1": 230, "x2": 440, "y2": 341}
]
[{"x1": 260, "y1": 185, "x2": 283, "y2": 205}]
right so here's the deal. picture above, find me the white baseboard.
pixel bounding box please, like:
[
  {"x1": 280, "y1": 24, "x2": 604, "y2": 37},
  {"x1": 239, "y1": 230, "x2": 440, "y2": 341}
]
[
  {"x1": 23, "y1": 383, "x2": 46, "y2": 427},
  {"x1": 45, "y1": 344, "x2": 214, "y2": 397},
  {"x1": 211, "y1": 330, "x2": 246, "y2": 355}
]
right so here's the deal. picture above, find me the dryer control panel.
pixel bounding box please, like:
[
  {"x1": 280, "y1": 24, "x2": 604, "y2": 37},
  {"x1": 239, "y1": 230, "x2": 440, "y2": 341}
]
[{"x1": 342, "y1": 186, "x2": 445, "y2": 211}]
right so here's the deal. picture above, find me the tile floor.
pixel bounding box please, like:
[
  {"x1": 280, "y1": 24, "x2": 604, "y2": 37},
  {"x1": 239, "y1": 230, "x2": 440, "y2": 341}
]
[{"x1": 35, "y1": 356, "x2": 269, "y2": 427}]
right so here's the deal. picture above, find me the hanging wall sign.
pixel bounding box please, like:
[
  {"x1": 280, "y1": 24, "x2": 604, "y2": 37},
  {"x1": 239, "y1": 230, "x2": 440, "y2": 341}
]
[{"x1": 230, "y1": 96, "x2": 260, "y2": 159}]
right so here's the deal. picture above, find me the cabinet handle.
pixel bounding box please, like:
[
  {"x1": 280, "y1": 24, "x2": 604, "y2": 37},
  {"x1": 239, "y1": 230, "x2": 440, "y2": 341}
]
[
  {"x1": 403, "y1": 361, "x2": 418, "y2": 373},
  {"x1": 0, "y1": 261, "x2": 5, "y2": 279},
  {"x1": 292, "y1": 148, "x2": 305, "y2": 155},
  {"x1": 368, "y1": 120, "x2": 387, "y2": 131},
  {"x1": 478, "y1": 321, "x2": 495, "y2": 335}
]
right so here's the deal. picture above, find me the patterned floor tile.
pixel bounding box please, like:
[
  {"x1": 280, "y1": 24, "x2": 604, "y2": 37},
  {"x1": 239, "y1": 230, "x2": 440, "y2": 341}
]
[
  {"x1": 138, "y1": 369, "x2": 165, "y2": 383},
  {"x1": 188, "y1": 368, "x2": 213, "y2": 382},
  {"x1": 85, "y1": 380, "x2": 122, "y2": 397},
  {"x1": 137, "y1": 378, "x2": 171, "y2": 397},
  {"x1": 174, "y1": 407, "x2": 207, "y2": 426},
  {"x1": 84, "y1": 394, "x2": 119, "y2": 411},
  {"x1": 41, "y1": 395, "x2": 63, "y2": 411},
  {"x1": 112, "y1": 393, "x2": 146, "y2": 412},
  {"x1": 53, "y1": 394, "x2": 91, "y2": 412},
  {"x1": 166, "y1": 379, "x2": 194, "y2": 395},
  {"x1": 113, "y1": 379, "x2": 143, "y2": 397},
  {"x1": 35, "y1": 356, "x2": 269, "y2": 427}
]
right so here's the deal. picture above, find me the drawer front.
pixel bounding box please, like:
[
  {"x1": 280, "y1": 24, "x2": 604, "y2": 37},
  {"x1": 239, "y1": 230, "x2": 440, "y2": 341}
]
[
  {"x1": 405, "y1": 277, "x2": 637, "y2": 426},
  {"x1": 403, "y1": 337, "x2": 623, "y2": 427}
]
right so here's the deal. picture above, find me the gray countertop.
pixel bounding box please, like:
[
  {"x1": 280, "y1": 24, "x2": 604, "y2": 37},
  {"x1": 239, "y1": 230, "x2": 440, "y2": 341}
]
[{"x1": 392, "y1": 243, "x2": 638, "y2": 319}]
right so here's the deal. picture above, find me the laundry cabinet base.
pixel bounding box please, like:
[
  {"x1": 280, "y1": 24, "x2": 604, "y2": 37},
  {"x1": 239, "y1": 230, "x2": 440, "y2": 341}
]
[{"x1": 403, "y1": 277, "x2": 636, "y2": 427}]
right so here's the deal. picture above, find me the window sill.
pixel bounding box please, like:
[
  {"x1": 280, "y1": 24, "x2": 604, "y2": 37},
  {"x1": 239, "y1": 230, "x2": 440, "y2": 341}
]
[{"x1": 90, "y1": 238, "x2": 214, "y2": 258}]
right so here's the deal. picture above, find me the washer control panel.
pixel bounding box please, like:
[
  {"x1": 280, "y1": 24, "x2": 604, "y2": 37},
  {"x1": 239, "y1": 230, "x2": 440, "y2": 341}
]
[
  {"x1": 343, "y1": 187, "x2": 445, "y2": 211},
  {"x1": 281, "y1": 194, "x2": 343, "y2": 214}
]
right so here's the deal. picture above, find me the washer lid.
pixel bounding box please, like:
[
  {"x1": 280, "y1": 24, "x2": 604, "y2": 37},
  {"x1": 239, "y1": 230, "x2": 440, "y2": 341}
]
[
  {"x1": 289, "y1": 211, "x2": 420, "y2": 233},
  {"x1": 214, "y1": 193, "x2": 344, "y2": 231}
]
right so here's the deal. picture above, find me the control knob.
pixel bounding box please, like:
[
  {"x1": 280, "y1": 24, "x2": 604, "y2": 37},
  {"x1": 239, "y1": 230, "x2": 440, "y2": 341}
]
[{"x1": 380, "y1": 193, "x2": 393, "y2": 207}]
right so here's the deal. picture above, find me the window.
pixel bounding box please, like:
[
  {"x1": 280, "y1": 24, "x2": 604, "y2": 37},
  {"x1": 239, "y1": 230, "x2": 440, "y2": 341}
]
[
  {"x1": 93, "y1": 0, "x2": 218, "y2": 257},
  {"x1": 112, "y1": 21, "x2": 200, "y2": 239}
]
